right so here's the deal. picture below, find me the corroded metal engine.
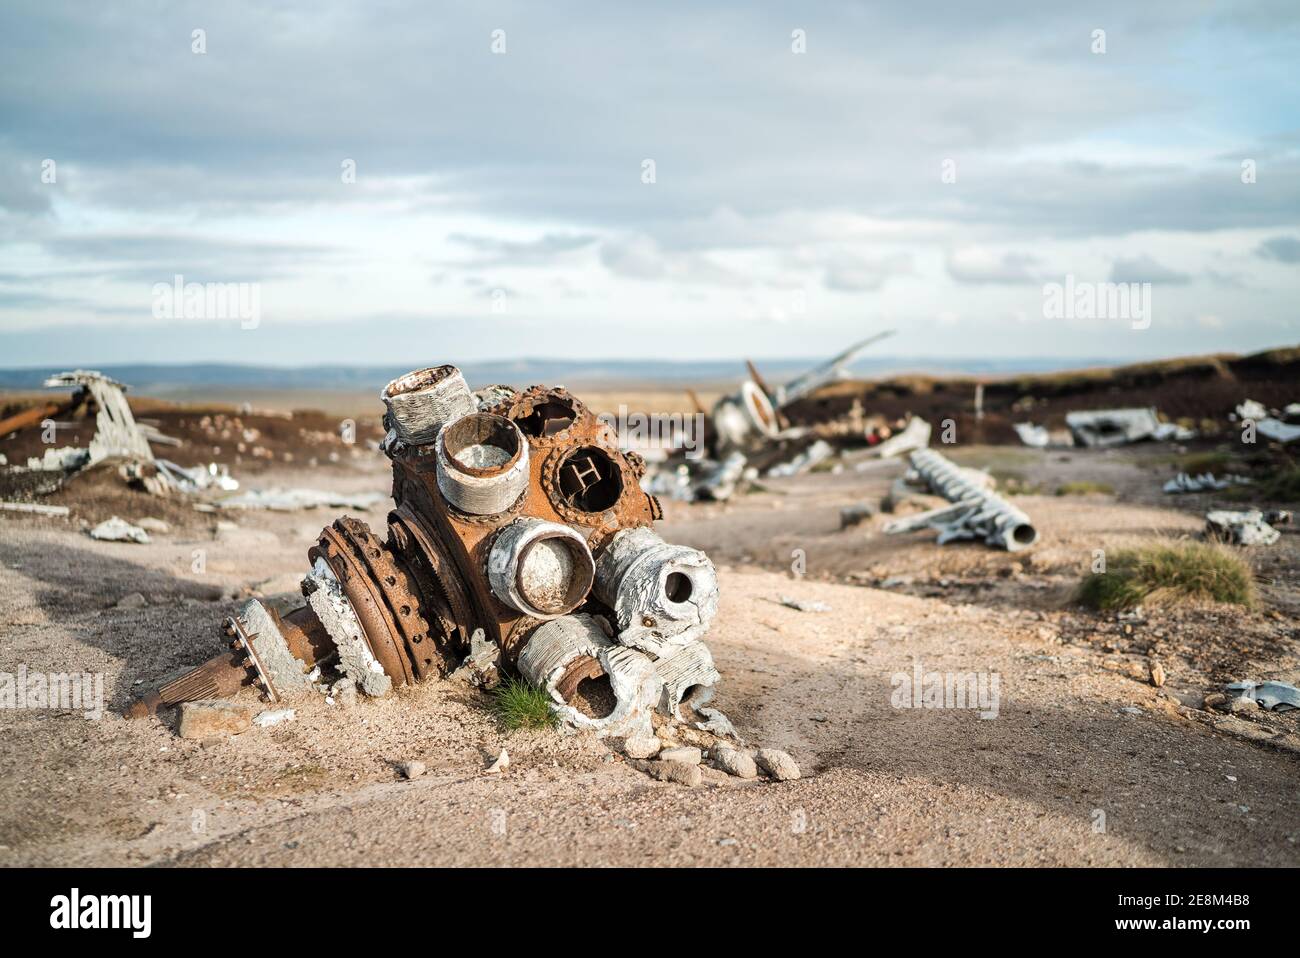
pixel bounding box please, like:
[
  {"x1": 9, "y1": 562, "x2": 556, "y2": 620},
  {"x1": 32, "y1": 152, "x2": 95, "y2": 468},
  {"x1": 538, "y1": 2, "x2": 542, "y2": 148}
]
[{"x1": 128, "y1": 365, "x2": 724, "y2": 738}]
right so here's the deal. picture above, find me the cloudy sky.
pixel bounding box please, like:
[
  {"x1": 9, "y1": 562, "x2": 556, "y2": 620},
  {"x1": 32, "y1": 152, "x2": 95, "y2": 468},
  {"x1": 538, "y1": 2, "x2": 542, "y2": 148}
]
[{"x1": 1, "y1": 1, "x2": 1297, "y2": 368}]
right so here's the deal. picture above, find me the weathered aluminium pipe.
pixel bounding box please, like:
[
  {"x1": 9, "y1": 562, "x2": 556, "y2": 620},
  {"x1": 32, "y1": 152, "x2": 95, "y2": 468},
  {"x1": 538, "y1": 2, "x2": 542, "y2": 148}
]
[{"x1": 883, "y1": 447, "x2": 1038, "y2": 551}]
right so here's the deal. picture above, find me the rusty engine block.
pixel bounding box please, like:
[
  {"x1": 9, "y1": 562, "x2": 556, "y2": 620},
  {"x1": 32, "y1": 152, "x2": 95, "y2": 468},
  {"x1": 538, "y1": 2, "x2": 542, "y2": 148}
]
[{"x1": 128, "y1": 365, "x2": 725, "y2": 738}]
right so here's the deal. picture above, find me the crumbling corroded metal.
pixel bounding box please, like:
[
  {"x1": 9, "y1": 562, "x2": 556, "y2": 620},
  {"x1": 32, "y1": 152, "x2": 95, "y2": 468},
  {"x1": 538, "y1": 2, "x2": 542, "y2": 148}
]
[
  {"x1": 127, "y1": 365, "x2": 726, "y2": 739},
  {"x1": 883, "y1": 447, "x2": 1039, "y2": 551}
]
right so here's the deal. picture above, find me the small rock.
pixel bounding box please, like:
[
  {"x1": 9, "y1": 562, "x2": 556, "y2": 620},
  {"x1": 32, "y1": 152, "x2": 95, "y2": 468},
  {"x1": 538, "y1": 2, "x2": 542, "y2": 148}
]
[
  {"x1": 177, "y1": 699, "x2": 254, "y2": 739},
  {"x1": 711, "y1": 745, "x2": 758, "y2": 779},
  {"x1": 135, "y1": 517, "x2": 171, "y2": 533},
  {"x1": 253, "y1": 708, "x2": 295, "y2": 728},
  {"x1": 717, "y1": 837, "x2": 738, "y2": 847},
  {"x1": 398, "y1": 760, "x2": 426, "y2": 779},
  {"x1": 1203, "y1": 692, "x2": 1228, "y2": 710},
  {"x1": 659, "y1": 746, "x2": 702, "y2": 765},
  {"x1": 839, "y1": 503, "x2": 876, "y2": 529},
  {"x1": 486, "y1": 749, "x2": 509, "y2": 773},
  {"x1": 643, "y1": 759, "x2": 702, "y2": 787},
  {"x1": 621, "y1": 735, "x2": 661, "y2": 760},
  {"x1": 115, "y1": 592, "x2": 148, "y2": 610},
  {"x1": 1149, "y1": 662, "x2": 1166, "y2": 688},
  {"x1": 1227, "y1": 696, "x2": 1259, "y2": 714},
  {"x1": 755, "y1": 748, "x2": 800, "y2": 781}
]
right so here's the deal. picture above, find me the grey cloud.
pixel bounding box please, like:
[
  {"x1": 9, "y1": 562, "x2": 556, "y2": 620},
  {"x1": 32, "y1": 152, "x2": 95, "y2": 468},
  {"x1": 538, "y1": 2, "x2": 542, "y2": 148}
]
[
  {"x1": 946, "y1": 249, "x2": 1043, "y2": 284},
  {"x1": 1256, "y1": 235, "x2": 1300, "y2": 263},
  {"x1": 1109, "y1": 255, "x2": 1191, "y2": 285},
  {"x1": 446, "y1": 232, "x2": 598, "y2": 266},
  {"x1": 823, "y1": 252, "x2": 912, "y2": 292}
]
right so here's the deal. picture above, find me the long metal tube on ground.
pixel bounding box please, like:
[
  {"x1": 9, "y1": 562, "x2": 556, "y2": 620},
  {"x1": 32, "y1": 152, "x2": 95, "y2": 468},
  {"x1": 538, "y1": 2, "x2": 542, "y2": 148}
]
[{"x1": 884, "y1": 447, "x2": 1038, "y2": 552}]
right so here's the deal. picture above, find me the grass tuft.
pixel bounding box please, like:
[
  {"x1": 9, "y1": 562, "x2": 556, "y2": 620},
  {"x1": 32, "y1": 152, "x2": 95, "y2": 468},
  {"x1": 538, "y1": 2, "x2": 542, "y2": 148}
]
[
  {"x1": 1076, "y1": 542, "x2": 1256, "y2": 610},
  {"x1": 1229, "y1": 462, "x2": 1300, "y2": 503},
  {"x1": 1055, "y1": 480, "x2": 1114, "y2": 496},
  {"x1": 492, "y1": 677, "x2": 557, "y2": 730}
]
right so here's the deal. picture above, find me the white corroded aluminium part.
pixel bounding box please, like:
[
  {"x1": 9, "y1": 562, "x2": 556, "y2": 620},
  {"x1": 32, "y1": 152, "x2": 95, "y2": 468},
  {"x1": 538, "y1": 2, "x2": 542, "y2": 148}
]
[
  {"x1": 872, "y1": 416, "x2": 932, "y2": 459},
  {"x1": 1065, "y1": 407, "x2": 1161, "y2": 447},
  {"x1": 434, "y1": 414, "x2": 530, "y2": 515},
  {"x1": 88, "y1": 516, "x2": 150, "y2": 543},
  {"x1": 302, "y1": 558, "x2": 392, "y2": 696},
  {"x1": 1205, "y1": 509, "x2": 1281, "y2": 546},
  {"x1": 885, "y1": 448, "x2": 1038, "y2": 552},
  {"x1": 517, "y1": 614, "x2": 661, "y2": 737},
  {"x1": 487, "y1": 518, "x2": 595, "y2": 619},
  {"x1": 593, "y1": 527, "x2": 720, "y2": 656},
  {"x1": 711, "y1": 380, "x2": 779, "y2": 454},
  {"x1": 381, "y1": 365, "x2": 478, "y2": 446},
  {"x1": 654, "y1": 639, "x2": 721, "y2": 720},
  {"x1": 236, "y1": 598, "x2": 315, "y2": 698}
]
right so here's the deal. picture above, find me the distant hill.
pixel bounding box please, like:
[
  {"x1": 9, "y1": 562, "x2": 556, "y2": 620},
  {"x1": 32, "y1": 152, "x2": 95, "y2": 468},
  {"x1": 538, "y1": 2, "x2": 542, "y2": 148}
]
[{"x1": 0, "y1": 356, "x2": 1113, "y2": 394}]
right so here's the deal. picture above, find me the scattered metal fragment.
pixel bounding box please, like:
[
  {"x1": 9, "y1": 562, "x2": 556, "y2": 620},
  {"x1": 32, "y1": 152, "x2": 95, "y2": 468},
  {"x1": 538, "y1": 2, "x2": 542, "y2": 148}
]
[
  {"x1": 129, "y1": 366, "x2": 736, "y2": 742},
  {"x1": 88, "y1": 516, "x2": 151, "y2": 544},
  {"x1": 253, "y1": 708, "x2": 296, "y2": 728},
  {"x1": 883, "y1": 448, "x2": 1038, "y2": 551},
  {"x1": 449, "y1": 628, "x2": 502, "y2": 689},
  {"x1": 485, "y1": 749, "x2": 510, "y2": 773},
  {"x1": 870, "y1": 416, "x2": 931, "y2": 459},
  {"x1": 778, "y1": 596, "x2": 831, "y2": 613},
  {"x1": 0, "y1": 500, "x2": 70, "y2": 517},
  {"x1": 1205, "y1": 509, "x2": 1281, "y2": 546},
  {"x1": 1012, "y1": 422, "x2": 1050, "y2": 448},
  {"x1": 1224, "y1": 681, "x2": 1300, "y2": 713},
  {"x1": 218, "y1": 487, "x2": 384, "y2": 511},
  {"x1": 1065, "y1": 407, "x2": 1182, "y2": 447},
  {"x1": 398, "y1": 760, "x2": 426, "y2": 779},
  {"x1": 1163, "y1": 472, "x2": 1252, "y2": 494}
]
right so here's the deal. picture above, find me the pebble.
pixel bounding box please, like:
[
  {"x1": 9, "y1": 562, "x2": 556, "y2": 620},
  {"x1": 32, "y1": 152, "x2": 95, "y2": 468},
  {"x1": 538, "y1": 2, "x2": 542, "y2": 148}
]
[
  {"x1": 398, "y1": 760, "x2": 426, "y2": 780},
  {"x1": 711, "y1": 745, "x2": 758, "y2": 779},
  {"x1": 755, "y1": 748, "x2": 801, "y2": 781},
  {"x1": 135, "y1": 517, "x2": 171, "y2": 533},
  {"x1": 1227, "y1": 696, "x2": 1258, "y2": 714},
  {"x1": 115, "y1": 592, "x2": 148, "y2": 610},
  {"x1": 486, "y1": 749, "x2": 509, "y2": 773},
  {"x1": 621, "y1": 735, "x2": 661, "y2": 760},
  {"x1": 647, "y1": 759, "x2": 702, "y2": 787},
  {"x1": 658, "y1": 746, "x2": 702, "y2": 765}
]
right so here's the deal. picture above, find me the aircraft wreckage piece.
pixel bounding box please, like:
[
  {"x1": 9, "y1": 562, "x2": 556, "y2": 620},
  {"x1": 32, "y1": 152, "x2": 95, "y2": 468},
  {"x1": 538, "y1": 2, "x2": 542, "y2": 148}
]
[
  {"x1": 127, "y1": 367, "x2": 730, "y2": 739},
  {"x1": 593, "y1": 527, "x2": 719, "y2": 656},
  {"x1": 517, "y1": 614, "x2": 661, "y2": 735},
  {"x1": 883, "y1": 448, "x2": 1038, "y2": 552}
]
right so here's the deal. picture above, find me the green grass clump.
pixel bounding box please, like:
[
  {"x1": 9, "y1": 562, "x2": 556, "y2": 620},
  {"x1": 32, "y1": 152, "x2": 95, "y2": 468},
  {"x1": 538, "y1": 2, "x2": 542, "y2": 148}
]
[
  {"x1": 1076, "y1": 542, "x2": 1256, "y2": 611},
  {"x1": 1055, "y1": 480, "x2": 1114, "y2": 496},
  {"x1": 1240, "y1": 463, "x2": 1300, "y2": 502},
  {"x1": 492, "y1": 677, "x2": 557, "y2": 730}
]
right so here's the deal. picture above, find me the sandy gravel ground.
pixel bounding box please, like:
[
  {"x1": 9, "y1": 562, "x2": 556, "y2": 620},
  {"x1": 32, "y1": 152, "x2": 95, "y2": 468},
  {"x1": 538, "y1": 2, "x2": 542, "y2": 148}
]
[{"x1": 1, "y1": 447, "x2": 1297, "y2": 867}]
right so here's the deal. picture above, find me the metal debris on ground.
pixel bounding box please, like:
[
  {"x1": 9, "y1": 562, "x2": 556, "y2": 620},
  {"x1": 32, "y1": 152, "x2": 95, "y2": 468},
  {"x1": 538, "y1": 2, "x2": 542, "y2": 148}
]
[
  {"x1": 641, "y1": 332, "x2": 896, "y2": 501},
  {"x1": 0, "y1": 500, "x2": 70, "y2": 517},
  {"x1": 1065, "y1": 407, "x2": 1193, "y2": 447},
  {"x1": 216, "y1": 487, "x2": 385, "y2": 511},
  {"x1": 1224, "y1": 681, "x2": 1300, "y2": 713},
  {"x1": 1163, "y1": 472, "x2": 1252, "y2": 494},
  {"x1": 88, "y1": 516, "x2": 151, "y2": 544},
  {"x1": 778, "y1": 596, "x2": 831, "y2": 613},
  {"x1": 883, "y1": 447, "x2": 1038, "y2": 551},
  {"x1": 127, "y1": 364, "x2": 736, "y2": 745},
  {"x1": 1205, "y1": 509, "x2": 1281, "y2": 546},
  {"x1": 1234, "y1": 399, "x2": 1300, "y2": 443}
]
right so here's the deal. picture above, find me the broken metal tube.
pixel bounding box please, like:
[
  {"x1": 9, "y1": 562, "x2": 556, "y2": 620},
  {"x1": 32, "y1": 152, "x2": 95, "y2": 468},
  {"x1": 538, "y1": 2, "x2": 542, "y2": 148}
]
[
  {"x1": 516, "y1": 614, "x2": 661, "y2": 737},
  {"x1": 382, "y1": 365, "x2": 477, "y2": 446},
  {"x1": 593, "y1": 527, "x2": 719, "y2": 655},
  {"x1": 887, "y1": 447, "x2": 1039, "y2": 551},
  {"x1": 435, "y1": 412, "x2": 530, "y2": 515}
]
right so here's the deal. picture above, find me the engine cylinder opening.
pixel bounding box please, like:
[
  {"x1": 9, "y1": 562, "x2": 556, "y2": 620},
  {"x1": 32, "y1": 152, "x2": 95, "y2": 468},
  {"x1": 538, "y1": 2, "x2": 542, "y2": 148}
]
[
  {"x1": 384, "y1": 364, "x2": 460, "y2": 399},
  {"x1": 441, "y1": 413, "x2": 522, "y2": 476},
  {"x1": 664, "y1": 571, "x2": 693, "y2": 604},
  {"x1": 677, "y1": 684, "x2": 707, "y2": 714},
  {"x1": 572, "y1": 675, "x2": 617, "y2": 719},
  {"x1": 556, "y1": 446, "x2": 623, "y2": 512},
  {"x1": 512, "y1": 395, "x2": 578, "y2": 438},
  {"x1": 516, "y1": 535, "x2": 594, "y2": 615}
]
